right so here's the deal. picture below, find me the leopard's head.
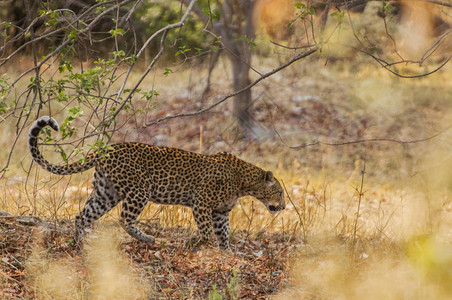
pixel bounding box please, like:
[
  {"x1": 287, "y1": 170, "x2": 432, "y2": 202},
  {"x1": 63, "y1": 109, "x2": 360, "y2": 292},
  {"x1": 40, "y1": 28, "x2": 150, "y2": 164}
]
[{"x1": 250, "y1": 171, "x2": 286, "y2": 214}]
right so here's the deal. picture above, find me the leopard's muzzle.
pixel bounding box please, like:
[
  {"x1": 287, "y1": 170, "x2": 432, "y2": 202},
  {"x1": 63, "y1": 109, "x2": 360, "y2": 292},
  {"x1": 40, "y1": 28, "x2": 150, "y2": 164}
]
[{"x1": 268, "y1": 204, "x2": 285, "y2": 214}]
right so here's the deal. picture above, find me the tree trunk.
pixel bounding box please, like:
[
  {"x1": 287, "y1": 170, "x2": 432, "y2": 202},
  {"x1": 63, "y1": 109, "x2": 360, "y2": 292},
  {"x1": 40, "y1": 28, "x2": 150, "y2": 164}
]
[
  {"x1": 184, "y1": 0, "x2": 257, "y2": 136},
  {"x1": 225, "y1": 0, "x2": 255, "y2": 135},
  {"x1": 231, "y1": 50, "x2": 252, "y2": 131}
]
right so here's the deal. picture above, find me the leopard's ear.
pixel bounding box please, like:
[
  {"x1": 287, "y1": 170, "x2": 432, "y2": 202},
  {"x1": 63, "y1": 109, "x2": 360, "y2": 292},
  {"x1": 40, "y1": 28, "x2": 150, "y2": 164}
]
[{"x1": 264, "y1": 171, "x2": 275, "y2": 186}]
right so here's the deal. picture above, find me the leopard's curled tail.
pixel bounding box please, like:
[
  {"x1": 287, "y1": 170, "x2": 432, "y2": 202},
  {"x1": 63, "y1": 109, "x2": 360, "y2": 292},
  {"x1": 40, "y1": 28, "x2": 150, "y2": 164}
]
[{"x1": 29, "y1": 116, "x2": 97, "y2": 175}]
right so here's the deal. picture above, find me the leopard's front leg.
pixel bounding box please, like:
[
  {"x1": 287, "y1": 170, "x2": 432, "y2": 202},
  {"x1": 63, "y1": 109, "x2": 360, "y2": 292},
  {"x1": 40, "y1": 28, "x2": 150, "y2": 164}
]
[
  {"x1": 189, "y1": 201, "x2": 214, "y2": 248},
  {"x1": 212, "y1": 209, "x2": 231, "y2": 250}
]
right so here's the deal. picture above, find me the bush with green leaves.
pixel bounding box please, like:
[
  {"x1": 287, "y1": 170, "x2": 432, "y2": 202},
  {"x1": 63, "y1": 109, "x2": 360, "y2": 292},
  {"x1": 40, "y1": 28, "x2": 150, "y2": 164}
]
[{"x1": 0, "y1": 0, "x2": 208, "y2": 175}]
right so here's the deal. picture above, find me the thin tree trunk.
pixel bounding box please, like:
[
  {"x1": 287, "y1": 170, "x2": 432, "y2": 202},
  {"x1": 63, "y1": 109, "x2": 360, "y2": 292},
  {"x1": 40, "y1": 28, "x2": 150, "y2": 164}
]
[
  {"x1": 231, "y1": 55, "x2": 252, "y2": 131},
  {"x1": 230, "y1": 0, "x2": 255, "y2": 135}
]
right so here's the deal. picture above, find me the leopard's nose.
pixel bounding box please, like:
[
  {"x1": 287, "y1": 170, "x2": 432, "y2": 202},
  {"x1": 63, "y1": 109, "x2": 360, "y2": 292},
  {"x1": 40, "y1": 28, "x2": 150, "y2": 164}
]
[{"x1": 269, "y1": 205, "x2": 283, "y2": 213}]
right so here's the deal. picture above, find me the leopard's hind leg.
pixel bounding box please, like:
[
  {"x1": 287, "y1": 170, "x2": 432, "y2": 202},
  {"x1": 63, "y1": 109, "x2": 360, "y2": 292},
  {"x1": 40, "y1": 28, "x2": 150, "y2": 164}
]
[
  {"x1": 74, "y1": 171, "x2": 120, "y2": 244},
  {"x1": 119, "y1": 189, "x2": 155, "y2": 244}
]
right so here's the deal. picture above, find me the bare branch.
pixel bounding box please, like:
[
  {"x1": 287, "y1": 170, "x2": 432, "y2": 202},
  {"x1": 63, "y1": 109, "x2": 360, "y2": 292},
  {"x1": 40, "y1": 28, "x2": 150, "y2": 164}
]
[
  {"x1": 320, "y1": 0, "x2": 331, "y2": 35},
  {"x1": 336, "y1": 1, "x2": 452, "y2": 78},
  {"x1": 421, "y1": 29, "x2": 452, "y2": 63},
  {"x1": 4, "y1": 0, "x2": 136, "y2": 91},
  {"x1": 270, "y1": 41, "x2": 316, "y2": 50},
  {"x1": 107, "y1": 0, "x2": 199, "y2": 124},
  {"x1": 0, "y1": 0, "x2": 124, "y2": 67},
  {"x1": 360, "y1": 48, "x2": 452, "y2": 79},
  {"x1": 312, "y1": 0, "x2": 452, "y2": 9},
  {"x1": 273, "y1": 121, "x2": 452, "y2": 149},
  {"x1": 144, "y1": 46, "x2": 319, "y2": 127}
]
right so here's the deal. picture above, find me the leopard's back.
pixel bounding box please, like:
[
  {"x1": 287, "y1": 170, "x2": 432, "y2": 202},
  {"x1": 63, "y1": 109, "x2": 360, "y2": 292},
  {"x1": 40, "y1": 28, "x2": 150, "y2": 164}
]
[{"x1": 97, "y1": 143, "x2": 240, "y2": 207}]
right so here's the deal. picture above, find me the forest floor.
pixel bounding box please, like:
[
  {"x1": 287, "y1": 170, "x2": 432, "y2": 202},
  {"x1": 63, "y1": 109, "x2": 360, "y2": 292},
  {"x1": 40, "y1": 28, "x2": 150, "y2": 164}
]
[{"x1": 1, "y1": 213, "x2": 297, "y2": 299}]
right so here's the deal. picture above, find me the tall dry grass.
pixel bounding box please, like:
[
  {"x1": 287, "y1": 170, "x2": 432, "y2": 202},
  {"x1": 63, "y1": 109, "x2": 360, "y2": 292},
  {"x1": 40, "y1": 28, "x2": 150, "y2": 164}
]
[
  {"x1": 27, "y1": 225, "x2": 150, "y2": 299},
  {"x1": 272, "y1": 145, "x2": 452, "y2": 299}
]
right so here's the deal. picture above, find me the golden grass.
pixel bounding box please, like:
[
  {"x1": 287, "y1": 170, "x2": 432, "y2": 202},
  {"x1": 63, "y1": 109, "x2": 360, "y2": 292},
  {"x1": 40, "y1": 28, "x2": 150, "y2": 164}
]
[
  {"x1": 275, "y1": 234, "x2": 452, "y2": 300},
  {"x1": 1, "y1": 44, "x2": 452, "y2": 299},
  {"x1": 270, "y1": 141, "x2": 452, "y2": 299},
  {"x1": 26, "y1": 225, "x2": 150, "y2": 300}
]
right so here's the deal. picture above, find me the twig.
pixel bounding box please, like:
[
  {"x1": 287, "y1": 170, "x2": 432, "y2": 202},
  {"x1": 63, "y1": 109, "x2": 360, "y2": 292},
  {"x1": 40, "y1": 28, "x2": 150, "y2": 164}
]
[
  {"x1": 107, "y1": 0, "x2": 199, "y2": 124},
  {"x1": 200, "y1": 49, "x2": 222, "y2": 103},
  {"x1": 270, "y1": 41, "x2": 316, "y2": 50},
  {"x1": 320, "y1": 0, "x2": 331, "y2": 35},
  {"x1": 144, "y1": 46, "x2": 319, "y2": 127},
  {"x1": 273, "y1": 121, "x2": 452, "y2": 149},
  {"x1": 0, "y1": 0, "x2": 121, "y2": 66},
  {"x1": 281, "y1": 180, "x2": 305, "y2": 231},
  {"x1": 311, "y1": 0, "x2": 452, "y2": 9},
  {"x1": 362, "y1": 50, "x2": 451, "y2": 79},
  {"x1": 382, "y1": 9, "x2": 404, "y2": 61},
  {"x1": 245, "y1": 202, "x2": 255, "y2": 241},
  {"x1": 421, "y1": 28, "x2": 452, "y2": 64},
  {"x1": 351, "y1": 161, "x2": 365, "y2": 258},
  {"x1": 5, "y1": 0, "x2": 136, "y2": 90},
  {"x1": 0, "y1": 211, "x2": 70, "y2": 232}
]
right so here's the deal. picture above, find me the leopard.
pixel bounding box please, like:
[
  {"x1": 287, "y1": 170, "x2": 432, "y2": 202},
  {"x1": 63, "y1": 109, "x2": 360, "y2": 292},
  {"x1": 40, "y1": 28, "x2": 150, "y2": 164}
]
[{"x1": 28, "y1": 116, "x2": 286, "y2": 250}]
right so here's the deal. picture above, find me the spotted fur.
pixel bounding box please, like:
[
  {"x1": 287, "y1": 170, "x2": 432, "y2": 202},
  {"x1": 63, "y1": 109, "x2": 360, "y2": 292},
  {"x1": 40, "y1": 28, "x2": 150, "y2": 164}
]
[{"x1": 29, "y1": 116, "x2": 285, "y2": 249}]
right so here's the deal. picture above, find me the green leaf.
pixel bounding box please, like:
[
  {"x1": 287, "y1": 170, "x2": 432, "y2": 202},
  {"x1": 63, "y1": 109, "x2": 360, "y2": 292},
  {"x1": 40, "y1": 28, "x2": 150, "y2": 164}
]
[
  {"x1": 67, "y1": 29, "x2": 78, "y2": 42},
  {"x1": 239, "y1": 35, "x2": 256, "y2": 50},
  {"x1": 58, "y1": 146, "x2": 68, "y2": 162},
  {"x1": 330, "y1": 11, "x2": 345, "y2": 23},
  {"x1": 109, "y1": 28, "x2": 125, "y2": 37},
  {"x1": 68, "y1": 106, "x2": 82, "y2": 115},
  {"x1": 0, "y1": 101, "x2": 9, "y2": 114},
  {"x1": 113, "y1": 50, "x2": 125, "y2": 60},
  {"x1": 141, "y1": 90, "x2": 159, "y2": 101},
  {"x1": 163, "y1": 68, "x2": 173, "y2": 76},
  {"x1": 175, "y1": 46, "x2": 191, "y2": 57}
]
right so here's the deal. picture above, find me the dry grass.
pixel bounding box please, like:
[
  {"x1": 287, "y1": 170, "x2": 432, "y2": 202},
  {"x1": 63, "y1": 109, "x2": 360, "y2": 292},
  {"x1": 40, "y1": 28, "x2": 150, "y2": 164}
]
[
  {"x1": 1, "y1": 35, "x2": 452, "y2": 299},
  {"x1": 25, "y1": 225, "x2": 150, "y2": 299}
]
